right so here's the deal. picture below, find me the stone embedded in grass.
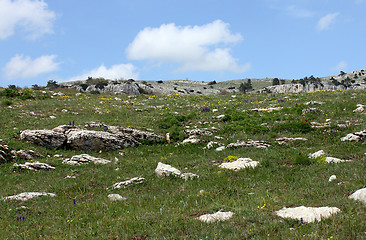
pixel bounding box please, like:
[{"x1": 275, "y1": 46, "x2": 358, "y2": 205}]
[
  {"x1": 20, "y1": 129, "x2": 66, "y2": 149},
  {"x1": 155, "y1": 162, "x2": 199, "y2": 180},
  {"x1": 219, "y1": 158, "x2": 259, "y2": 170},
  {"x1": 184, "y1": 129, "x2": 212, "y2": 136},
  {"x1": 308, "y1": 150, "x2": 325, "y2": 159},
  {"x1": 275, "y1": 206, "x2": 340, "y2": 223},
  {"x1": 328, "y1": 175, "x2": 337, "y2": 182},
  {"x1": 3, "y1": 192, "x2": 56, "y2": 201},
  {"x1": 108, "y1": 194, "x2": 127, "y2": 201},
  {"x1": 349, "y1": 188, "x2": 366, "y2": 203},
  {"x1": 227, "y1": 140, "x2": 270, "y2": 149},
  {"x1": 13, "y1": 161, "x2": 55, "y2": 170},
  {"x1": 250, "y1": 107, "x2": 283, "y2": 112},
  {"x1": 305, "y1": 101, "x2": 325, "y2": 105},
  {"x1": 197, "y1": 211, "x2": 234, "y2": 223},
  {"x1": 0, "y1": 143, "x2": 16, "y2": 164},
  {"x1": 13, "y1": 149, "x2": 43, "y2": 160},
  {"x1": 276, "y1": 137, "x2": 308, "y2": 145},
  {"x1": 308, "y1": 150, "x2": 351, "y2": 163},
  {"x1": 112, "y1": 177, "x2": 145, "y2": 189},
  {"x1": 340, "y1": 130, "x2": 366, "y2": 142},
  {"x1": 182, "y1": 136, "x2": 201, "y2": 144},
  {"x1": 353, "y1": 104, "x2": 365, "y2": 113},
  {"x1": 215, "y1": 146, "x2": 226, "y2": 151},
  {"x1": 62, "y1": 154, "x2": 111, "y2": 165}
]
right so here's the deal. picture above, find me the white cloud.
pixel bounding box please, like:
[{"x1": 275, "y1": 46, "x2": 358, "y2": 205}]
[
  {"x1": 317, "y1": 13, "x2": 339, "y2": 31},
  {"x1": 3, "y1": 54, "x2": 60, "y2": 79},
  {"x1": 68, "y1": 63, "x2": 139, "y2": 81},
  {"x1": 333, "y1": 61, "x2": 347, "y2": 72},
  {"x1": 126, "y1": 20, "x2": 250, "y2": 73},
  {"x1": 0, "y1": 0, "x2": 56, "y2": 40},
  {"x1": 286, "y1": 5, "x2": 314, "y2": 18}
]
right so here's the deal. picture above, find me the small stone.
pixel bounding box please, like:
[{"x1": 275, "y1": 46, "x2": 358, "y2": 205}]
[
  {"x1": 219, "y1": 158, "x2": 259, "y2": 170},
  {"x1": 112, "y1": 177, "x2": 145, "y2": 189},
  {"x1": 308, "y1": 150, "x2": 326, "y2": 159},
  {"x1": 197, "y1": 211, "x2": 234, "y2": 223},
  {"x1": 108, "y1": 194, "x2": 127, "y2": 201},
  {"x1": 328, "y1": 175, "x2": 336, "y2": 182},
  {"x1": 215, "y1": 146, "x2": 226, "y2": 151}
]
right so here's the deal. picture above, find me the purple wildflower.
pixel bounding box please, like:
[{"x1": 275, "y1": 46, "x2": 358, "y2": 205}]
[
  {"x1": 73, "y1": 198, "x2": 76, "y2": 205},
  {"x1": 104, "y1": 126, "x2": 108, "y2": 131},
  {"x1": 201, "y1": 107, "x2": 210, "y2": 112},
  {"x1": 243, "y1": 99, "x2": 249, "y2": 103},
  {"x1": 72, "y1": 120, "x2": 74, "y2": 126},
  {"x1": 69, "y1": 121, "x2": 71, "y2": 126}
]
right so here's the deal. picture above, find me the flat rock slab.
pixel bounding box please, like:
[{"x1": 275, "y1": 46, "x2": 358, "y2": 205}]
[
  {"x1": 276, "y1": 137, "x2": 308, "y2": 145},
  {"x1": 275, "y1": 206, "x2": 340, "y2": 223},
  {"x1": 0, "y1": 143, "x2": 15, "y2": 164},
  {"x1": 66, "y1": 130, "x2": 139, "y2": 152},
  {"x1": 63, "y1": 154, "x2": 111, "y2": 165},
  {"x1": 112, "y1": 177, "x2": 145, "y2": 189},
  {"x1": 349, "y1": 188, "x2": 366, "y2": 203},
  {"x1": 308, "y1": 150, "x2": 351, "y2": 163},
  {"x1": 108, "y1": 194, "x2": 127, "y2": 201},
  {"x1": 20, "y1": 130, "x2": 66, "y2": 149},
  {"x1": 219, "y1": 158, "x2": 259, "y2": 170},
  {"x1": 155, "y1": 162, "x2": 199, "y2": 180},
  {"x1": 13, "y1": 161, "x2": 55, "y2": 170},
  {"x1": 13, "y1": 150, "x2": 43, "y2": 160},
  {"x1": 3, "y1": 192, "x2": 56, "y2": 201},
  {"x1": 250, "y1": 107, "x2": 282, "y2": 112},
  {"x1": 227, "y1": 140, "x2": 270, "y2": 149},
  {"x1": 197, "y1": 211, "x2": 234, "y2": 223},
  {"x1": 108, "y1": 126, "x2": 163, "y2": 142},
  {"x1": 185, "y1": 129, "x2": 212, "y2": 136}
]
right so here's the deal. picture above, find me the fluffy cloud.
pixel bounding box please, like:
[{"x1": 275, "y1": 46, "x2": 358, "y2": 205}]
[
  {"x1": 3, "y1": 54, "x2": 59, "y2": 79},
  {"x1": 317, "y1": 13, "x2": 339, "y2": 31},
  {"x1": 126, "y1": 20, "x2": 249, "y2": 73},
  {"x1": 68, "y1": 63, "x2": 139, "y2": 81},
  {"x1": 0, "y1": 0, "x2": 56, "y2": 40}
]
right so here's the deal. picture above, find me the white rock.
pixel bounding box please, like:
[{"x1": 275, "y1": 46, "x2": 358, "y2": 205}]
[
  {"x1": 215, "y1": 146, "x2": 226, "y2": 151},
  {"x1": 4, "y1": 192, "x2": 56, "y2": 201},
  {"x1": 63, "y1": 154, "x2": 111, "y2": 165},
  {"x1": 155, "y1": 162, "x2": 198, "y2": 180},
  {"x1": 219, "y1": 158, "x2": 259, "y2": 170},
  {"x1": 308, "y1": 150, "x2": 326, "y2": 159},
  {"x1": 349, "y1": 188, "x2": 366, "y2": 203},
  {"x1": 108, "y1": 194, "x2": 127, "y2": 201},
  {"x1": 182, "y1": 137, "x2": 201, "y2": 144},
  {"x1": 275, "y1": 206, "x2": 340, "y2": 223},
  {"x1": 197, "y1": 211, "x2": 234, "y2": 223},
  {"x1": 341, "y1": 133, "x2": 360, "y2": 142},
  {"x1": 250, "y1": 107, "x2": 283, "y2": 112},
  {"x1": 13, "y1": 161, "x2": 55, "y2": 170},
  {"x1": 353, "y1": 104, "x2": 365, "y2": 113},
  {"x1": 328, "y1": 175, "x2": 337, "y2": 182},
  {"x1": 112, "y1": 177, "x2": 145, "y2": 189},
  {"x1": 325, "y1": 157, "x2": 351, "y2": 163},
  {"x1": 49, "y1": 116, "x2": 56, "y2": 119},
  {"x1": 276, "y1": 137, "x2": 308, "y2": 145}
]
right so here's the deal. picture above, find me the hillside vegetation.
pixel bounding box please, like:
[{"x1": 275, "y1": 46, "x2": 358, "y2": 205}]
[{"x1": 0, "y1": 86, "x2": 365, "y2": 239}]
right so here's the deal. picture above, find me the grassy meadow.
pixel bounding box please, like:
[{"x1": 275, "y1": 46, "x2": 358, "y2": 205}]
[{"x1": 0, "y1": 87, "x2": 365, "y2": 239}]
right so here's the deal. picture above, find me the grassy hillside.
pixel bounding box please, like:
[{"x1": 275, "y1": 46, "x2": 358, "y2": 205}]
[{"x1": 0, "y1": 87, "x2": 365, "y2": 239}]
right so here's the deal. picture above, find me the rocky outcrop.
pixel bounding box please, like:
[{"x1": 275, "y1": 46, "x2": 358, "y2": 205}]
[
  {"x1": 20, "y1": 130, "x2": 66, "y2": 149},
  {"x1": 108, "y1": 126, "x2": 163, "y2": 142},
  {"x1": 349, "y1": 188, "x2": 366, "y2": 203},
  {"x1": 276, "y1": 137, "x2": 308, "y2": 145},
  {"x1": 227, "y1": 140, "x2": 270, "y2": 149},
  {"x1": 13, "y1": 150, "x2": 43, "y2": 160},
  {"x1": 108, "y1": 194, "x2": 127, "y2": 201},
  {"x1": 66, "y1": 130, "x2": 139, "y2": 152},
  {"x1": 13, "y1": 161, "x2": 55, "y2": 170},
  {"x1": 3, "y1": 192, "x2": 56, "y2": 201},
  {"x1": 340, "y1": 130, "x2": 366, "y2": 142},
  {"x1": 0, "y1": 142, "x2": 15, "y2": 164},
  {"x1": 62, "y1": 154, "x2": 111, "y2": 165}
]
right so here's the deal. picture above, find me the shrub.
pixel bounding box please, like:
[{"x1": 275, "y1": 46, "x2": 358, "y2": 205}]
[
  {"x1": 168, "y1": 125, "x2": 187, "y2": 141},
  {"x1": 2, "y1": 99, "x2": 13, "y2": 106},
  {"x1": 272, "y1": 120, "x2": 312, "y2": 133},
  {"x1": 293, "y1": 153, "x2": 313, "y2": 165}
]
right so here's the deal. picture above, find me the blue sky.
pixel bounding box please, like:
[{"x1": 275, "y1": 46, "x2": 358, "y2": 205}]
[{"x1": 0, "y1": 0, "x2": 365, "y2": 87}]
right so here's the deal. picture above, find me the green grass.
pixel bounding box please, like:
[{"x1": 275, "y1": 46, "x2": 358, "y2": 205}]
[{"x1": 0, "y1": 88, "x2": 365, "y2": 239}]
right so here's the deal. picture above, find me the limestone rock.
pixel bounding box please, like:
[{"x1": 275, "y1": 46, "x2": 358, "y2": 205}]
[
  {"x1": 185, "y1": 129, "x2": 212, "y2": 136},
  {"x1": 4, "y1": 192, "x2": 56, "y2": 201},
  {"x1": 13, "y1": 161, "x2": 55, "y2": 170},
  {"x1": 325, "y1": 157, "x2": 351, "y2": 163},
  {"x1": 155, "y1": 162, "x2": 198, "y2": 180},
  {"x1": 227, "y1": 140, "x2": 270, "y2": 149},
  {"x1": 14, "y1": 149, "x2": 43, "y2": 160},
  {"x1": 353, "y1": 104, "x2": 365, "y2": 113},
  {"x1": 108, "y1": 194, "x2": 127, "y2": 201},
  {"x1": 305, "y1": 101, "x2": 325, "y2": 105},
  {"x1": 63, "y1": 154, "x2": 111, "y2": 165},
  {"x1": 250, "y1": 107, "x2": 282, "y2": 112},
  {"x1": 66, "y1": 130, "x2": 139, "y2": 152},
  {"x1": 52, "y1": 125, "x2": 79, "y2": 134},
  {"x1": 328, "y1": 175, "x2": 337, "y2": 182},
  {"x1": 308, "y1": 150, "x2": 326, "y2": 159},
  {"x1": 215, "y1": 146, "x2": 226, "y2": 151},
  {"x1": 182, "y1": 136, "x2": 201, "y2": 144},
  {"x1": 349, "y1": 188, "x2": 366, "y2": 203},
  {"x1": 20, "y1": 130, "x2": 66, "y2": 149},
  {"x1": 341, "y1": 130, "x2": 366, "y2": 142},
  {"x1": 0, "y1": 143, "x2": 15, "y2": 164},
  {"x1": 112, "y1": 177, "x2": 145, "y2": 189},
  {"x1": 219, "y1": 158, "x2": 259, "y2": 170},
  {"x1": 276, "y1": 137, "x2": 308, "y2": 145},
  {"x1": 197, "y1": 211, "x2": 234, "y2": 223},
  {"x1": 275, "y1": 206, "x2": 340, "y2": 223},
  {"x1": 108, "y1": 126, "x2": 163, "y2": 142}
]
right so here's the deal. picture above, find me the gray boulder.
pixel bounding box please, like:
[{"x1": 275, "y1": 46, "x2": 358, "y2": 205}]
[
  {"x1": 62, "y1": 154, "x2": 111, "y2": 165},
  {"x1": 65, "y1": 130, "x2": 139, "y2": 151},
  {"x1": 20, "y1": 130, "x2": 66, "y2": 149},
  {"x1": 13, "y1": 149, "x2": 43, "y2": 160},
  {"x1": 108, "y1": 126, "x2": 163, "y2": 142}
]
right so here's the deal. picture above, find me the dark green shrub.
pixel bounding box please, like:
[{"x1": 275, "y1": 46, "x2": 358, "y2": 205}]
[
  {"x1": 272, "y1": 120, "x2": 312, "y2": 133},
  {"x1": 168, "y1": 126, "x2": 187, "y2": 141},
  {"x1": 2, "y1": 99, "x2": 13, "y2": 106},
  {"x1": 293, "y1": 153, "x2": 313, "y2": 165}
]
